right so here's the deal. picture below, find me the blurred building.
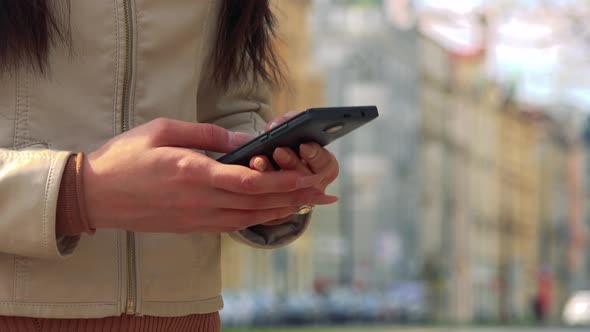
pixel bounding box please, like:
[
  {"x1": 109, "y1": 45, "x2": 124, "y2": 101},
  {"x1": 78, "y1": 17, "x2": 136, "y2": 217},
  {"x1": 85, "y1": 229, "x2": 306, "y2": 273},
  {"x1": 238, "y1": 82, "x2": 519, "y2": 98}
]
[
  {"x1": 221, "y1": 0, "x2": 323, "y2": 295},
  {"x1": 220, "y1": 0, "x2": 590, "y2": 327},
  {"x1": 418, "y1": 14, "x2": 489, "y2": 323},
  {"x1": 310, "y1": 0, "x2": 420, "y2": 291},
  {"x1": 417, "y1": 12, "x2": 576, "y2": 323},
  {"x1": 537, "y1": 115, "x2": 572, "y2": 322},
  {"x1": 495, "y1": 102, "x2": 543, "y2": 321}
]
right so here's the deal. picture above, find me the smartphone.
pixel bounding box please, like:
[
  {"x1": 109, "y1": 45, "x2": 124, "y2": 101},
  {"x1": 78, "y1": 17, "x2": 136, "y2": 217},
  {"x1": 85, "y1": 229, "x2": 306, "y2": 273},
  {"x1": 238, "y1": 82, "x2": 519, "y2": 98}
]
[{"x1": 217, "y1": 106, "x2": 379, "y2": 167}]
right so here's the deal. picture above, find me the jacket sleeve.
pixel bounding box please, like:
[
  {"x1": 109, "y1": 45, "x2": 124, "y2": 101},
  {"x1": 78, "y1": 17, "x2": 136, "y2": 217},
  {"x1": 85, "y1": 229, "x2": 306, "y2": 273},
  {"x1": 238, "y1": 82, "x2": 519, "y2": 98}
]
[
  {"x1": 0, "y1": 149, "x2": 80, "y2": 259},
  {"x1": 197, "y1": 76, "x2": 312, "y2": 249}
]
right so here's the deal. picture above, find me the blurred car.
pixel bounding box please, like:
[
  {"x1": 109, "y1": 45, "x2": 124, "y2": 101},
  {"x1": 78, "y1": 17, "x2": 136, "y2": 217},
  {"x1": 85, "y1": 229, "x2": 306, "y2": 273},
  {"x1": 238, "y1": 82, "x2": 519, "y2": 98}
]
[
  {"x1": 250, "y1": 290, "x2": 280, "y2": 326},
  {"x1": 356, "y1": 291, "x2": 383, "y2": 322},
  {"x1": 382, "y1": 281, "x2": 427, "y2": 323},
  {"x1": 563, "y1": 291, "x2": 590, "y2": 326},
  {"x1": 324, "y1": 288, "x2": 360, "y2": 323},
  {"x1": 279, "y1": 291, "x2": 325, "y2": 325},
  {"x1": 220, "y1": 291, "x2": 256, "y2": 327}
]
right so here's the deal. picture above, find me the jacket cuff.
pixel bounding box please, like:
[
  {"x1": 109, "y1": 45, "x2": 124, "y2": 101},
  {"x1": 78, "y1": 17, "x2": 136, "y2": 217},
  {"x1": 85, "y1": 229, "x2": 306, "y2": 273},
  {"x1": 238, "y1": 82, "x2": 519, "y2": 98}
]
[
  {"x1": 0, "y1": 150, "x2": 79, "y2": 258},
  {"x1": 56, "y1": 153, "x2": 95, "y2": 237},
  {"x1": 48, "y1": 151, "x2": 82, "y2": 258},
  {"x1": 229, "y1": 213, "x2": 312, "y2": 249}
]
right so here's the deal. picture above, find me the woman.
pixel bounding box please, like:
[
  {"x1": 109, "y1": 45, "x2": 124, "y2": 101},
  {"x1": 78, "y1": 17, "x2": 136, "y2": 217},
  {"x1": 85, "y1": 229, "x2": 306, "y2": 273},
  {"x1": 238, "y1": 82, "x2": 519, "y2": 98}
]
[{"x1": 0, "y1": 0, "x2": 339, "y2": 331}]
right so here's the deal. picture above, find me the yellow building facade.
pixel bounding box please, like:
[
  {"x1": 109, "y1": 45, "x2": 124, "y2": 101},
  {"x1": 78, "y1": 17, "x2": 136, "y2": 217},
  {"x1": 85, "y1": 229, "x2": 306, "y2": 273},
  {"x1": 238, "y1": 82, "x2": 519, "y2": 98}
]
[
  {"x1": 418, "y1": 25, "x2": 553, "y2": 322},
  {"x1": 495, "y1": 104, "x2": 542, "y2": 320}
]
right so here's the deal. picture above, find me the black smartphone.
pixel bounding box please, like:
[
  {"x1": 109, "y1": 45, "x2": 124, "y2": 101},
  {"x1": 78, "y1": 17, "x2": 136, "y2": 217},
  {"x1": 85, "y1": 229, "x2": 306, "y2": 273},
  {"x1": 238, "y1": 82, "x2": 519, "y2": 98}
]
[{"x1": 217, "y1": 106, "x2": 379, "y2": 167}]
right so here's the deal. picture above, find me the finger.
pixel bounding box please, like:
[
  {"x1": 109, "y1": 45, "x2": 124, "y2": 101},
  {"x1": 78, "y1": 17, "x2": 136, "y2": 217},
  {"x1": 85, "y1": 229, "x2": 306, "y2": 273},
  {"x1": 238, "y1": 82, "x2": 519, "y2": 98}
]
[
  {"x1": 178, "y1": 226, "x2": 237, "y2": 234},
  {"x1": 211, "y1": 187, "x2": 338, "y2": 210},
  {"x1": 149, "y1": 118, "x2": 254, "y2": 152},
  {"x1": 249, "y1": 155, "x2": 273, "y2": 172},
  {"x1": 210, "y1": 165, "x2": 324, "y2": 194},
  {"x1": 218, "y1": 207, "x2": 299, "y2": 229},
  {"x1": 299, "y1": 143, "x2": 338, "y2": 181},
  {"x1": 265, "y1": 111, "x2": 300, "y2": 131},
  {"x1": 273, "y1": 147, "x2": 311, "y2": 175},
  {"x1": 199, "y1": 227, "x2": 237, "y2": 233},
  {"x1": 264, "y1": 216, "x2": 294, "y2": 226}
]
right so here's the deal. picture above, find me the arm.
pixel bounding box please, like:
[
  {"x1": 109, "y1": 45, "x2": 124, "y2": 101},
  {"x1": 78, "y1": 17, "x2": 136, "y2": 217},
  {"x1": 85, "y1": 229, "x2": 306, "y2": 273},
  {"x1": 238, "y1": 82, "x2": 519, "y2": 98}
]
[
  {"x1": 1, "y1": 120, "x2": 330, "y2": 258},
  {"x1": 197, "y1": 78, "x2": 312, "y2": 249},
  {"x1": 0, "y1": 149, "x2": 80, "y2": 259}
]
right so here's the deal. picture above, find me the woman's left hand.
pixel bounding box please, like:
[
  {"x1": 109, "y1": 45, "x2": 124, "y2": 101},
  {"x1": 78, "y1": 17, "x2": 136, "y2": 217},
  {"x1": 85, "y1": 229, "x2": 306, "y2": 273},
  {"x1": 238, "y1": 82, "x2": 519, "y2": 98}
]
[{"x1": 248, "y1": 112, "x2": 340, "y2": 225}]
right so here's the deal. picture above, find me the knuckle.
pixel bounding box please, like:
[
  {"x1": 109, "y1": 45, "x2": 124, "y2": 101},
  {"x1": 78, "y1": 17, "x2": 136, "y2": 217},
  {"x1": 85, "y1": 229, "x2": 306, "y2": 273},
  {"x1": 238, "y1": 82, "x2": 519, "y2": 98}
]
[
  {"x1": 207, "y1": 167, "x2": 221, "y2": 188},
  {"x1": 198, "y1": 123, "x2": 215, "y2": 137},
  {"x1": 150, "y1": 118, "x2": 172, "y2": 142},
  {"x1": 239, "y1": 174, "x2": 260, "y2": 193},
  {"x1": 199, "y1": 123, "x2": 224, "y2": 143},
  {"x1": 175, "y1": 156, "x2": 204, "y2": 181},
  {"x1": 151, "y1": 117, "x2": 170, "y2": 131},
  {"x1": 176, "y1": 157, "x2": 194, "y2": 174},
  {"x1": 311, "y1": 154, "x2": 333, "y2": 173}
]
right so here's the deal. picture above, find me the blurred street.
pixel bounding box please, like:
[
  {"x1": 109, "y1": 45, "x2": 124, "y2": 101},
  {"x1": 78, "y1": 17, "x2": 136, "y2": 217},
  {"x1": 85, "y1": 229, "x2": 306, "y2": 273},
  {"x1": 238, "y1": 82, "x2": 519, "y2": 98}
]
[{"x1": 226, "y1": 327, "x2": 585, "y2": 332}]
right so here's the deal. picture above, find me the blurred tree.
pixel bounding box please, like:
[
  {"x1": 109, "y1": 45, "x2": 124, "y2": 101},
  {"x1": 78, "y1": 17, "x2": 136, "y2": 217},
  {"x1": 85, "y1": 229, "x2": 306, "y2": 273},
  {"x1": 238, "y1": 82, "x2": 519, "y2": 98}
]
[{"x1": 350, "y1": 0, "x2": 382, "y2": 6}]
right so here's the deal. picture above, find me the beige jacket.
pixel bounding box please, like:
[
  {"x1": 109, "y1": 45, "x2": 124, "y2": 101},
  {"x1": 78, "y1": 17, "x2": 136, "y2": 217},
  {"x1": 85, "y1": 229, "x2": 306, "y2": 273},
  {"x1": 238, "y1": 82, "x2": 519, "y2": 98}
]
[{"x1": 0, "y1": 0, "x2": 309, "y2": 319}]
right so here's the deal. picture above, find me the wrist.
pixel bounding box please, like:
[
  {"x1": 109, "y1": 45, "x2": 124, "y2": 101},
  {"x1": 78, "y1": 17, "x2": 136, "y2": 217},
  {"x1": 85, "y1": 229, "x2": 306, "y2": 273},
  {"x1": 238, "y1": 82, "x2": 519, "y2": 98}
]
[
  {"x1": 55, "y1": 152, "x2": 95, "y2": 236},
  {"x1": 75, "y1": 153, "x2": 95, "y2": 232},
  {"x1": 82, "y1": 152, "x2": 106, "y2": 230}
]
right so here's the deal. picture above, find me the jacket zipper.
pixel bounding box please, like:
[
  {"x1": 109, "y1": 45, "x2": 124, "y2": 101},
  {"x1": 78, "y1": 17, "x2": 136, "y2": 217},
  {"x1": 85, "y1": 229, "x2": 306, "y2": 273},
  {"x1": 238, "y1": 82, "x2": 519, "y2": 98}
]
[{"x1": 122, "y1": 0, "x2": 138, "y2": 316}]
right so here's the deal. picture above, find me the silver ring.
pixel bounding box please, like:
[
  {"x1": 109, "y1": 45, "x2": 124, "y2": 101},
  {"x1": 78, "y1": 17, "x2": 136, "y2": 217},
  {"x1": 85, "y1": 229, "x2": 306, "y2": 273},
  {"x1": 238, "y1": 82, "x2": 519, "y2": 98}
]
[{"x1": 296, "y1": 205, "x2": 313, "y2": 215}]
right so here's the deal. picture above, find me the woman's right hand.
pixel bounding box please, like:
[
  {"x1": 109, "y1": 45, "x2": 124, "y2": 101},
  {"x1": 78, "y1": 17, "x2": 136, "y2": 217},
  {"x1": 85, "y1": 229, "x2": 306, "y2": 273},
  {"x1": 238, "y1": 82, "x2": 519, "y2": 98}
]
[{"x1": 83, "y1": 118, "x2": 337, "y2": 234}]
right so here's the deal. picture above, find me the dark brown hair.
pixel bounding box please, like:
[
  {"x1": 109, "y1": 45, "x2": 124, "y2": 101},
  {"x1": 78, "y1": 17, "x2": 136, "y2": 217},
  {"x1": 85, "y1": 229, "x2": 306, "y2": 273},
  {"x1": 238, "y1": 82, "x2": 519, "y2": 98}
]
[
  {"x1": 0, "y1": 1, "x2": 70, "y2": 74},
  {"x1": 0, "y1": 0, "x2": 282, "y2": 87},
  {"x1": 213, "y1": 0, "x2": 283, "y2": 88}
]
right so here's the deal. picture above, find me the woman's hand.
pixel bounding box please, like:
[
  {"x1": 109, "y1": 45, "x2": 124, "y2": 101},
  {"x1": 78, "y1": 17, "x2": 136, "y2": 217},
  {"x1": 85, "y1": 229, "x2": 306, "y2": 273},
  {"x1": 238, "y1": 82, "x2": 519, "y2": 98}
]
[
  {"x1": 83, "y1": 118, "x2": 335, "y2": 234},
  {"x1": 249, "y1": 112, "x2": 340, "y2": 225},
  {"x1": 253, "y1": 111, "x2": 340, "y2": 191}
]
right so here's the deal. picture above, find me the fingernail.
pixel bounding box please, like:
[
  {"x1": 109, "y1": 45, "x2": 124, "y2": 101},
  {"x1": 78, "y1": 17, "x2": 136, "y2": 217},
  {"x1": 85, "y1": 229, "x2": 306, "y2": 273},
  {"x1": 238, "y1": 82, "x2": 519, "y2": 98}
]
[
  {"x1": 285, "y1": 111, "x2": 299, "y2": 117},
  {"x1": 254, "y1": 157, "x2": 267, "y2": 171},
  {"x1": 231, "y1": 132, "x2": 254, "y2": 147},
  {"x1": 296, "y1": 174, "x2": 323, "y2": 189},
  {"x1": 300, "y1": 143, "x2": 318, "y2": 159},
  {"x1": 275, "y1": 148, "x2": 291, "y2": 163},
  {"x1": 268, "y1": 122, "x2": 279, "y2": 130}
]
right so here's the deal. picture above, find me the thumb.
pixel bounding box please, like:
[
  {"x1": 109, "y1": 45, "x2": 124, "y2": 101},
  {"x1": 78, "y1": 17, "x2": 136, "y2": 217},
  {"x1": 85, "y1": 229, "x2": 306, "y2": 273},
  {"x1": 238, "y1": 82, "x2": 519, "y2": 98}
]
[{"x1": 150, "y1": 119, "x2": 254, "y2": 152}]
